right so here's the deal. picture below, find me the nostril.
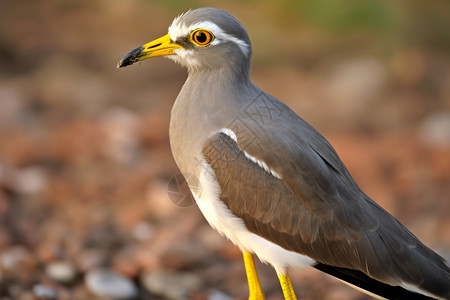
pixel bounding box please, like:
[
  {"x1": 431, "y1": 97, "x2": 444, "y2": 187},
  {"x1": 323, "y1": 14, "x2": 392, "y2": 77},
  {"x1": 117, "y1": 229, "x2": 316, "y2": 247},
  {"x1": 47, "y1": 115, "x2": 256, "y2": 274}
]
[{"x1": 147, "y1": 43, "x2": 162, "y2": 50}]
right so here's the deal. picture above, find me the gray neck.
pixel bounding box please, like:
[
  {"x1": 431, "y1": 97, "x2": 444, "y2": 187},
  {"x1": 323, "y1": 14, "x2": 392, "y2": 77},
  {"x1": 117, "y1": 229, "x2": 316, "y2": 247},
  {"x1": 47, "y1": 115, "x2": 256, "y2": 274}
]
[
  {"x1": 169, "y1": 67, "x2": 258, "y2": 178},
  {"x1": 187, "y1": 61, "x2": 251, "y2": 87},
  {"x1": 180, "y1": 67, "x2": 255, "y2": 116}
]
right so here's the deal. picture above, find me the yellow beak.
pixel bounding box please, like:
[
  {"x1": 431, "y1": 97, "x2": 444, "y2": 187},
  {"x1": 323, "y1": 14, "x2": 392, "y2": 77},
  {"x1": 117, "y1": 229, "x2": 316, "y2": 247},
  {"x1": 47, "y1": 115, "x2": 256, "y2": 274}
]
[{"x1": 117, "y1": 34, "x2": 182, "y2": 68}]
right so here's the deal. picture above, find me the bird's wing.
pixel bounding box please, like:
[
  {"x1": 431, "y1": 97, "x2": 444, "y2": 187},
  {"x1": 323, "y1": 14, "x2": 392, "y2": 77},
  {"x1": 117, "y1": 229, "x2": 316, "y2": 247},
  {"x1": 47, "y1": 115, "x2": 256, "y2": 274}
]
[
  {"x1": 202, "y1": 130, "x2": 382, "y2": 270},
  {"x1": 200, "y1": 97, "x2": 450, "y2": 297}
]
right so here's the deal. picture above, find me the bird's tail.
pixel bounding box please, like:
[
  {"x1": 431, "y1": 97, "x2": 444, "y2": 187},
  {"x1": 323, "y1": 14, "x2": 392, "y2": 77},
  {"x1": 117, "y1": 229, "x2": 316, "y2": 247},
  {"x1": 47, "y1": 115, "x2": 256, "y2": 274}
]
[{"x1": 314, "y1": 263, "x2": 440, "y2": 300}]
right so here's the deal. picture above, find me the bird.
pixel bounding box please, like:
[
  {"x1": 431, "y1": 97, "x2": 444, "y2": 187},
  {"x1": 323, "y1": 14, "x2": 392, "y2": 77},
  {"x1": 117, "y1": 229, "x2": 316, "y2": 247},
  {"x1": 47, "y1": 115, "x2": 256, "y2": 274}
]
[{"x1": 118, "y1": 7, "x2": 450, "y2": 300}]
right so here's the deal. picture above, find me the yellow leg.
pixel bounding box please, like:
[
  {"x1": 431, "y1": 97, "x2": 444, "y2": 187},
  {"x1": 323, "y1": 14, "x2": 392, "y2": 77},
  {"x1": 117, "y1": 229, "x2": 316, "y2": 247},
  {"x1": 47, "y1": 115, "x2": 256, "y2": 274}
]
[
  {"x1": 243, "y1": 250, "x2": 265, "y2": 300},
  {"x1": 278, "y1": 272, "x2": 297, "y2": 300}
]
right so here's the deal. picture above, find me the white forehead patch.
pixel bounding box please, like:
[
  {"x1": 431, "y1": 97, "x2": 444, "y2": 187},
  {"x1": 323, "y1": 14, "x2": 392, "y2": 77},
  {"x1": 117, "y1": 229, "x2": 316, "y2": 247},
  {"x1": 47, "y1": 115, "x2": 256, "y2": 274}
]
[
  {"x1": 168, "y1": 11, "x2": 191, "y2": 40},
  {"x1": 168, "y1": 18, "x2": 250, "y2": 57}
]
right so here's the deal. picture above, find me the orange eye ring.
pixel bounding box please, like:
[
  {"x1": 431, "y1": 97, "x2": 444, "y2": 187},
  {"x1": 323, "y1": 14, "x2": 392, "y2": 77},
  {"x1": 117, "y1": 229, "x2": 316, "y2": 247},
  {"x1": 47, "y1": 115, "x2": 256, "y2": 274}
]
[{"x1": 190, "y1": 29, "x2": 214, "y2": 47}]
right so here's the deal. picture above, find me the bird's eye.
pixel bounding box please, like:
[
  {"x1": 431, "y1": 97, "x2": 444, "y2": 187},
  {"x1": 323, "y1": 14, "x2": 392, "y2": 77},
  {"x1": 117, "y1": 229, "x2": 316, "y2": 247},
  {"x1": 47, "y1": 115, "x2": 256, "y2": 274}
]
[{"x1": 190, "y1": 29, "x2": 214, "y2": 47}]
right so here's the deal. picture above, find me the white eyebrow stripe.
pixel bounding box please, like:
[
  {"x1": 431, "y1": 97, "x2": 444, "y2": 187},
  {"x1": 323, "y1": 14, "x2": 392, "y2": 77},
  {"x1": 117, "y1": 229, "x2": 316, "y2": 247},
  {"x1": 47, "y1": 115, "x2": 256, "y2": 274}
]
[
  {"x1": 168, "y1": 19, "x2": 250, "y2": 57},
  {"x1": 193, "y1": 21, "x2": 250, "y2": 56}
]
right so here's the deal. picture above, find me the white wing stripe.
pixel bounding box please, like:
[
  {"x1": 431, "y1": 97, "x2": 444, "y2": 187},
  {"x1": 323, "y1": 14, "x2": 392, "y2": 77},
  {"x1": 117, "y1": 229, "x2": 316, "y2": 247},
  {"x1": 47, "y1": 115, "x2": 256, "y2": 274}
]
[{"x1": 220, "y1": 128, "x2": 281, "y2": 179}]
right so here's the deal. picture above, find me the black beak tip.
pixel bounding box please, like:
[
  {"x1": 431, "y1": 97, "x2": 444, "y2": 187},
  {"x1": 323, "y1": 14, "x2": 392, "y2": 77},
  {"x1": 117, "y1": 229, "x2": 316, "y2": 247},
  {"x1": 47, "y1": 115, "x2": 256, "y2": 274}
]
[
  {"x1": 117, "y1": 59, "x2": 131, "y2": 69},
  {"x1": 117, "y1": 46, "x2": 144, "y2": 69}
]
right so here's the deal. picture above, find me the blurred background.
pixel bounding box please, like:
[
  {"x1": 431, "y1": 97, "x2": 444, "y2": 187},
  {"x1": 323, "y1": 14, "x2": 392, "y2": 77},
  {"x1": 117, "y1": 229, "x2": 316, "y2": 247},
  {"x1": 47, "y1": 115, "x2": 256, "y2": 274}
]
[{"x1": 0, "y1": 0, "x2": 449, "y2": 299}]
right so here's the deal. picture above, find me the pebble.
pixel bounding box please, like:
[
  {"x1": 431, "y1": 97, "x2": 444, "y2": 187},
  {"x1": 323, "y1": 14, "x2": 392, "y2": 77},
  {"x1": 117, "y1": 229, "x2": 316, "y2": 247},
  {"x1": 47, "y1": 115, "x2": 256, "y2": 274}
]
[
  {"x1": 418, "y1": 112, "x2": 450, "y2": 148},
  {"x1": 0, "y1": 247, "x2": 29, "y2": 270},
  {"x1": 45, "y1": 261, "x2": 77, "y2": 284},
  {"x1": 208, "y1": 289, "x2": 233, "y2": 300},
  {"x1": 32, "y1": 284, "x2": 57, "y2": 299},
  {"x1": 85, "y1": 268, "x2": 138, "y2": 299},
  {"x1": 141, "y1": 270, "x2": 201, "y2": 300},
  {"x1": 132, "y1": 222, "x2": 154, "y2": 242},
  {"x1": 12, "y1": 167, "x2": 48, "y2": 195}
]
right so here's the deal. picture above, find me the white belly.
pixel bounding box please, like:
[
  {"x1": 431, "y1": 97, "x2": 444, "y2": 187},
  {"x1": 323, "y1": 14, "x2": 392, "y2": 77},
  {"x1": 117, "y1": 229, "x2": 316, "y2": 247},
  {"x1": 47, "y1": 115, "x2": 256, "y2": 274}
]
[{"x1": 192, "y1": 159, "x2": 315, "y2": 274}]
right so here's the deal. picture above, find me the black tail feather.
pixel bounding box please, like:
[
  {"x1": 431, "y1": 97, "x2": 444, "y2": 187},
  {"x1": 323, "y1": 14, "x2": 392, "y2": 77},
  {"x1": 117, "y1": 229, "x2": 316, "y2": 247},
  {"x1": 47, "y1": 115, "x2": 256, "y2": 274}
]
[{"x1": 314, "y1": 263, "x2": 437, "y2": 300}]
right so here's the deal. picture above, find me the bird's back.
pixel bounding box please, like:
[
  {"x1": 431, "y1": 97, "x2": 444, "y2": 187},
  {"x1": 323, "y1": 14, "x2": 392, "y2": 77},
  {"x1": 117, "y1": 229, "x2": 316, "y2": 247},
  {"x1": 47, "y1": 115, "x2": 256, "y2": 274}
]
[{"x1": 201, "y1": 85, "x2": 450, "y2": 299}]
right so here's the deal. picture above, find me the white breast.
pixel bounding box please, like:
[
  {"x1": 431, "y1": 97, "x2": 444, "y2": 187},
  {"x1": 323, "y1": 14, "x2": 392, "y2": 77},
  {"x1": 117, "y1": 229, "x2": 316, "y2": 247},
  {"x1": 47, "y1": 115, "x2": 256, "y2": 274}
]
[{"x1": 192, "y1": 158, "x2": 315, "y2": 274}]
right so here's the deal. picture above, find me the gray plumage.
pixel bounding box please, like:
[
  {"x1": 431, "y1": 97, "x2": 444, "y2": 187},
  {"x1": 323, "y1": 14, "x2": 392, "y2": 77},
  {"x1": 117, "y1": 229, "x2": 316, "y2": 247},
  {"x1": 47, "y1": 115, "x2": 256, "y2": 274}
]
[{"x1": 121, "y1": 7, "x2": 450, "y2": 299}]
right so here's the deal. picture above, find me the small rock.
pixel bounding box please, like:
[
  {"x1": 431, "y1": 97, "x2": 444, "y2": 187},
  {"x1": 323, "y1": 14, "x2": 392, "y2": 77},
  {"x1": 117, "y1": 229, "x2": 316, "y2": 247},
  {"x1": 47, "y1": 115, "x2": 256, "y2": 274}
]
[
  {"x1": 45, "y1": 261, "x2": 77, "y2": 284},
  {"x1": 418, "y1": 112, "x2": 450, "y2": 148},
  {"x1": 32, "y1": 284, "x2": 57, "y2": 299},
  {"x1": 141, "y1": 270, "x2": 201, "y2": 300},
  {"x1": 132, "y1": 222, "x2": 154, "y2": 242},
  {"x1": 85, "y1": 268, "x2": 138, "y2": 299},
  {"x1": 13, "y1": 167, "x2": 48, "y2": 195},
  {"x1": 0, "y1": 247, "x2": 29, "y2": 270},
  {"x1": 208, "y1": 289, "x2": 233, "y2": 300}
]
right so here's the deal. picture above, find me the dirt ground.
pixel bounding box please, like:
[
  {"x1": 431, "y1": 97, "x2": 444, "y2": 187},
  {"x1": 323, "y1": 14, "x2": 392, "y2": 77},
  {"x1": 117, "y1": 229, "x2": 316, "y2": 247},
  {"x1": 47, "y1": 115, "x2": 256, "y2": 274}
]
[{"x1": 0, "y1": 0, "x2": 449, "y2": 299}]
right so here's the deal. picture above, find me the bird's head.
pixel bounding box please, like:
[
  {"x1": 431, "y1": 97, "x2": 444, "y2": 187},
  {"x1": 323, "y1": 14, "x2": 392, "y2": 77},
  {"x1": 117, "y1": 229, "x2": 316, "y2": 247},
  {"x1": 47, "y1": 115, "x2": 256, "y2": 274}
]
[{"x1": 117, "y1": 7, "x2": 252, "y2": 73}]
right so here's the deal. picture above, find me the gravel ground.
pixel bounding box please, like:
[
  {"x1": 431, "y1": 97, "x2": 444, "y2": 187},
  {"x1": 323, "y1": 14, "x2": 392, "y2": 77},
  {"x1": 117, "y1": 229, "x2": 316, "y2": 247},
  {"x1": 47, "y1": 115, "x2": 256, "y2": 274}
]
[{"x1": 0, "y1": 1, "x2": 449, "y2": 299}]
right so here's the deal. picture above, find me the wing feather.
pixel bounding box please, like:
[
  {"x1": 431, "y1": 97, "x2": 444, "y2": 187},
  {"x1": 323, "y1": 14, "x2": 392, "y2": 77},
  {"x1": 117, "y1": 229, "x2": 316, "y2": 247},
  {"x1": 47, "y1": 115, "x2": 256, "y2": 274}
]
[{"x1": 201, "y1": 127, "x2": 449, "y2": 299}]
